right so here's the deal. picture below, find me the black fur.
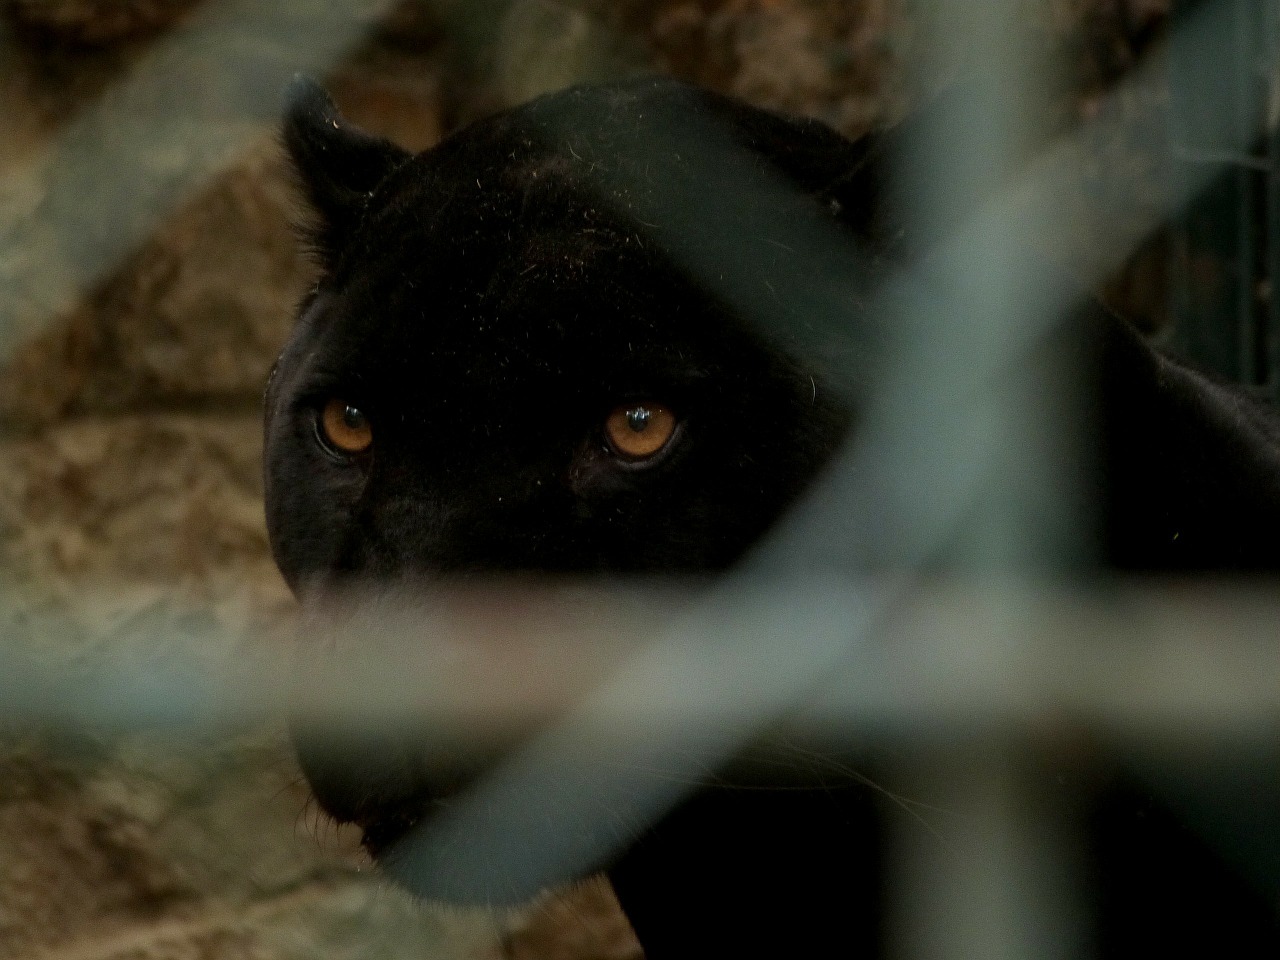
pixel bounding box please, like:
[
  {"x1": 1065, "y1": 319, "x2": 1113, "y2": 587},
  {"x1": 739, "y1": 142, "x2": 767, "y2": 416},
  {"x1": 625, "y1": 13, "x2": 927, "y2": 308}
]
[{"x1": 266, "y1": 76, "x2": 1280, "y2": 957}]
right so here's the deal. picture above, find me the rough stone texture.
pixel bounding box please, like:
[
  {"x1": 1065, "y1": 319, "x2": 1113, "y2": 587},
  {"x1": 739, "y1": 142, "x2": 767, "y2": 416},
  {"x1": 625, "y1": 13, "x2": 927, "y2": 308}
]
[
  {"x1": 0, "y1": 150, "x2": 307, "y2": 430},
  {"x1": 502, "y1": 881, "x2": 646, "y2": 960},
  {"x1": 601, "y1": 0, "x2": 911, "y2": 135},
  {"x1": 0, "y1": 415, "x2": 275, "y2": 589},
  {"x1": 0, "y1": 2, "x2": 1173, "y2": 959},
  {"x1": 3, "y1": 0, "x2": 202, "y2": 47}
]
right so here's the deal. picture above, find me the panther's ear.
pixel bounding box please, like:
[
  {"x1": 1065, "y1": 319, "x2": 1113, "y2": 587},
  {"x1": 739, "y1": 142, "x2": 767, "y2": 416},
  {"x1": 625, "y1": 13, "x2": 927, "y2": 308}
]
[
  {"x1": 821, "y1": 79, "x2": 1065, "y2": 259},
  {"x1": 814, "y1": 133, "x2": 902, "y2": 255},
  {"x1": 282, "y1": 75, "x2": 411, "y2": 268}
]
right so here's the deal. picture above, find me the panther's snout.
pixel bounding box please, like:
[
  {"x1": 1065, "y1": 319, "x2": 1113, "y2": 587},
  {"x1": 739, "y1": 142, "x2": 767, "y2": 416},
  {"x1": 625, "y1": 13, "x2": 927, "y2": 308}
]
[
  {"x1": 290, "y1": 692, "x2": 492, "y2": 840},
  {"x1": 293, "y1": 719, "x2": 423, "y2": 825},
  {"x1": 287, "y1": 582, "x2": 614, "y2": 872}
]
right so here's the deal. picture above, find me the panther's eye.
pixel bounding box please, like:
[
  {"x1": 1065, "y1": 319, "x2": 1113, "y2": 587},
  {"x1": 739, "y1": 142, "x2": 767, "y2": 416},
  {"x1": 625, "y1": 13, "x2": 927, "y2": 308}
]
[
  {"x1": 605, "y1": 401, "x2": 677, "y2": 461},
  {"x1": 319, "y1": 399, "x2": 373, "y2": 455}
]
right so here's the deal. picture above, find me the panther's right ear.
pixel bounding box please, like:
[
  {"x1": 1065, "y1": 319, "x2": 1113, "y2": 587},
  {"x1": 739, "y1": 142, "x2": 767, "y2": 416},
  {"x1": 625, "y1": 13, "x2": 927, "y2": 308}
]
[
  {"x1": 282, "y1": 75, "x2": 411, "y2": 268},
  {"x1": 821, "y1": 78, "x2": 1066, "y2": 261}
]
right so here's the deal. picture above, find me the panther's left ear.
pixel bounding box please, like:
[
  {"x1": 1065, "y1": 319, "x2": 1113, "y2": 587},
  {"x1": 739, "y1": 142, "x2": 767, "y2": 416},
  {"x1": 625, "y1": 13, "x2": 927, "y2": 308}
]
[
  {"x1": 813, "y1": 132, "x2": 903, "y2": 255},
  {"x1": 282, "y1": 75, "x2": 411, "y2": 268},
  {"x1": 717, "y1": 97, "x2": 905, "y2": 255}
]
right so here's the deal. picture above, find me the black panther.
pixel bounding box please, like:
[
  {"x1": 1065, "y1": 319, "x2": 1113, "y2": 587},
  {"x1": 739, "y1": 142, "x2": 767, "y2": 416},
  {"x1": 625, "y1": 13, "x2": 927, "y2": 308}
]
[{"x1": 264, "y1": 75, "x2": 1280, "y2": 957}]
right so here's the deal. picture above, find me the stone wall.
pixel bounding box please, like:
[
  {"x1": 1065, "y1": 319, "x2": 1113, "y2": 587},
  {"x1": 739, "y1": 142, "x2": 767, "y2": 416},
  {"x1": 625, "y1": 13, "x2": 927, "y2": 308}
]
[{"x1": 0, "y1": 2, "x2": 1166, "y2": 957}]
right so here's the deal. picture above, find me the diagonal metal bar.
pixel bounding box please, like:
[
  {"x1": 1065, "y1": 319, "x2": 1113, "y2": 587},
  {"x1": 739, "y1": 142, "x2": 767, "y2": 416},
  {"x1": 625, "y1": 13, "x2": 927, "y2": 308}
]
[{"x1": 0, "y1": 0, "x2": 404, "y2": 363}]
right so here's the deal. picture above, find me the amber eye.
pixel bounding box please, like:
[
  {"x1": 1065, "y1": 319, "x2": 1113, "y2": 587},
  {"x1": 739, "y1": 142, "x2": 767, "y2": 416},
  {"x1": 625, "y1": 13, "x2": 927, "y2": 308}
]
[
  {"x1": 604, "y1": 401, "x2": 677, "y2": 461},
  {"x1": 319, "y1": 399, "x2": 373, "y2": 455}
]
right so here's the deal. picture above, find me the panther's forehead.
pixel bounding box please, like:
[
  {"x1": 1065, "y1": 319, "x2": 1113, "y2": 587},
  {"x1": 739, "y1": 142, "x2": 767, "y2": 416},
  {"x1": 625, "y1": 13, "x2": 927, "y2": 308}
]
[
  {"x1": 350, "y1": 143, "x2": 660, "y2": 287},
  {"x1": 308, "y1": 164, "x2": 732, "y2": 411},
  {"x1": 280, "y1": 76, "x2": 875, "y2": 418}
]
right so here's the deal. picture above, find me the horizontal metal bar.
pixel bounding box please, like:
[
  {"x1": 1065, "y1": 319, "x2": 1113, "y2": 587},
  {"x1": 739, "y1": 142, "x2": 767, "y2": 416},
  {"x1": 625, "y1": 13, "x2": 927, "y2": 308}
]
[{"x1": 4, "y1": 579, "x2": 1279, "y2": 742}]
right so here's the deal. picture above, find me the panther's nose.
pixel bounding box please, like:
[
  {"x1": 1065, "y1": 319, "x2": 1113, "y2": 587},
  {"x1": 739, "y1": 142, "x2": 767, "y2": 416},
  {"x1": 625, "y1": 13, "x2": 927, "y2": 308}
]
[
  {"x1": 291, "y1": 716, "x2": 490, "y2": 856},
  {"x1": 292, "y1": 720, "x2": 421, "y2": 825}
]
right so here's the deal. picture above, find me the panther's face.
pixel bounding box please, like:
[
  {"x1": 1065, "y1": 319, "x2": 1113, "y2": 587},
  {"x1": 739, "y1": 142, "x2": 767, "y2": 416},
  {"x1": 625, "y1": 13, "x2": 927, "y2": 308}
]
[{"x1": 265, "y1": 76, "x2": 869, "y2": 903}]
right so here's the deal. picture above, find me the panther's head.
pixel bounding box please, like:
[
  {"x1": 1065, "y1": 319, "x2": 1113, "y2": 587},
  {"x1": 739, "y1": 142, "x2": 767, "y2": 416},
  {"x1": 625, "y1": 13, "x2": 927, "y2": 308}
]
[{"x1": 264, "y1": 75, "x2": 876, "y2": 904}]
